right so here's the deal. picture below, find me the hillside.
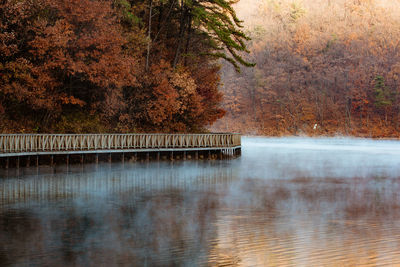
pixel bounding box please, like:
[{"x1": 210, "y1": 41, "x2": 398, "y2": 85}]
[{"x1": 213, "y1": 0, "x2": 400, "y2": 137}]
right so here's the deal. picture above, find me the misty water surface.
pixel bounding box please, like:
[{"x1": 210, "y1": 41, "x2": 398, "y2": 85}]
[{"x1": 1, "y1": 137, "x2": 400, "y2": 266}]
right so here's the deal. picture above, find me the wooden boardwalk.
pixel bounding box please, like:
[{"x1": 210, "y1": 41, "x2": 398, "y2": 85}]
[{"x1": 0, "y1": 133, "x2": 241, "y2": 168}]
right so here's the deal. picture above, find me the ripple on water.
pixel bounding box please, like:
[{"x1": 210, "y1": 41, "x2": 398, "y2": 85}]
[{"x1": 1, "y1": 137, "x2": 400, "y2": 266}]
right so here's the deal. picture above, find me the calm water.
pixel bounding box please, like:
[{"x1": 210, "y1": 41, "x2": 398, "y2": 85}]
[{"x1": 1, "y1": 137, "x2": 400, "y2": 266}]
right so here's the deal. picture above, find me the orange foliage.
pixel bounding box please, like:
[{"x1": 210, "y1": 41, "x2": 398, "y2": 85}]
[
  {"x1": 213, "y1": 0, "x2": 400, "y2": 138},
  {"x1": 0, "y1": 0, "x2": 226, "y2": 133}
]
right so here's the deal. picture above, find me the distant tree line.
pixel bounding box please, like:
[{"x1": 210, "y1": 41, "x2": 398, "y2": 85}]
[
  {"x1": 0, "y1": 0, "x2": 252, "y2": 133},
  {"x1": 214, "y1": 0, "x2": 400, "y2": 137}
]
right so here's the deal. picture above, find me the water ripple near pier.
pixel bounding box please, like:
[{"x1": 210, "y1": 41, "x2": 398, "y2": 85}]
[{"x1": 1, "y1": 137, "x2": 400, "y2": 266}]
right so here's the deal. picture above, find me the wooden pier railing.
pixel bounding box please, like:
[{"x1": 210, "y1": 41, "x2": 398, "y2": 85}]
[{"x1": 0, "y1": 133, "x2": 241, "y2": 155}]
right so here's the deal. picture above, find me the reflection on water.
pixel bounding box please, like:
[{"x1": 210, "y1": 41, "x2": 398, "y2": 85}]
[{"x1": 1, "y1": 137, "x2": 400, "y2": 266}]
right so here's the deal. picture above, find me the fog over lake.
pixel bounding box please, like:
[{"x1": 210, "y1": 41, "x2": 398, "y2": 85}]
[
  {"x1": 242, "y1": 137, "x2": 400, "y2": 179},
  {"x1": 1, "y1": 137, "x2": 400, "y2": 266}
]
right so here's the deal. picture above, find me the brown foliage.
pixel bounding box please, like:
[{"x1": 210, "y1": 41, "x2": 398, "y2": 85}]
[
  {"x1": 0, "y1": 0, "x2": 137, "y2": 131},
  {"x1": 126, "y1": 60, "x2": 221, "y2": 132},
  {"x1": 0, "y1": 0, "x2": 226, "y2": 133},
  {"x1": 213, "y1": 0, "x2": 400, "y2": 137}
]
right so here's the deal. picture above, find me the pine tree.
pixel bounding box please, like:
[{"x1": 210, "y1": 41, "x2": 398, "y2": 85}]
[
  {"x1": 374, "y1": 76, "x2": 392, "y2": 108},
  {"x1": 374, "y1": 75, "x2": 393, "y2": 124},
  {"x1": 174, "y1": 0, "x2": 255, "y2": 72}
]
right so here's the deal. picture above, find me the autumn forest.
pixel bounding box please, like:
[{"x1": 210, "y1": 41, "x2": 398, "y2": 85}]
[
  {"x1": 0, "y1": 0, "x2": 252, "y2": 133},
  {"x1": 213, "y1": 0, "x2": 400, "y2": 137},
  {"x1": 1, "y1": 0, "x2": 400, "y2": 137}
]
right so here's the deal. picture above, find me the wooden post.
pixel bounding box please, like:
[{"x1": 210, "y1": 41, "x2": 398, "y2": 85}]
[
  {"x1": 219, "y1": 150, "x2": 223, "y2": 160},
  {"x1": 36, "y1": 155, "x2": 39, "y2": 167},
  {"x1": 66, "y1": 155, "x2": 69, "y2": 173},
  {"x1": 5, "y1": 157, "x2": 9, "y2": 169},
  {"x1": 183, "y1": 151, "x2": 186, "y2": 160},
  {"x1": 122, "y1": 153, "x2": 125, "y2": 164},
  {"x1": 157, "y1": 152, "x2": 160, "y2": 161},
  {"x1": 26, "y1": 156, "x2": 30, "y2": 168},
  {"x1": 16, "y1": 157, "x2": 20, "y2": 169},
  {"x1": 108, "y1": 153, "x2": 112, "y2": 163},
  {"x1": 95, "y1": 154, "x2": 98, "y2": 165},
  {"x1": 195, "y1": 151, "x2": 198, "y2": 160},
  {"x1": 208, "y1": 150, "x2": 211, "y2": 160},
  {"x1": 80, "y1": 154, "x2": 84, "y2": 164},
  {"x1": 170, "y1": 151, "x2": 174, "y2": 161},
  {"x1": 50, "y1": 155, "x2": 54, "y2": 166},
  {"x1": 146, "y1": 152, "x2": 150, "y2": 162}
]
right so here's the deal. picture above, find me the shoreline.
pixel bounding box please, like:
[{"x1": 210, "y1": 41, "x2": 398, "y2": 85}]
[{"x1": 239, "y1": 134, "x2": 400, "y2": 141}]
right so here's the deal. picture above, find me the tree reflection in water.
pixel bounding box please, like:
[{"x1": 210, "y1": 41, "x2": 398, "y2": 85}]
[{"x1": 1, "y1": 137, "x2": 400, "y2": 266}]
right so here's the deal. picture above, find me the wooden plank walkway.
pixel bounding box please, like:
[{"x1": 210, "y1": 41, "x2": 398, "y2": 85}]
[{"x1": 0, "y1": 133, "x2": 241, "y2": 168}]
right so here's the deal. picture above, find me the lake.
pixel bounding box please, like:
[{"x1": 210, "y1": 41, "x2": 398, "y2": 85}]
[{"x1": 1, "y1": 137, "x2": 400, "y2": 266}]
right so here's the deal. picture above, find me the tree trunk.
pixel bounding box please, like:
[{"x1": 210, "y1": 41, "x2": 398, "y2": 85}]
[
  {"x1": 345, "y1": 97, "x2": 352, "y2": 133},
  {"x1": 184, "y1": 14, "x2": 192, "y2": 66},
  {"x1": 145, "y1": 0, "x2": 153, "y2": 71},
  {"x1": 397, "y1": 104, "x2": 400, "y2": 131},
  {"x1": 173, "y1": 3, "x2": 188, "y2": 69}
]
